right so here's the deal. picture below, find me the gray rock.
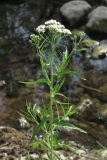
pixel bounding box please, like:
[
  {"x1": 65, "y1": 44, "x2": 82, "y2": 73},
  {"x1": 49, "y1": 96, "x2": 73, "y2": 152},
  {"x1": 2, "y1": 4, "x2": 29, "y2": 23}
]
[
  {"x1": 18, "y1": 117, "x2": 30, "y2": 129},
  {"x1": 91, "y1": 44, "x2": 107, "y2": 59},
  {"x1": 60, "y1": 0, "x2": 92, "y2": 27},
  {"x1": 103, "y1": 0, "x2": 107, "y2": 5},
  {"x1": 86, "y1": 6, "x2": 107, "y2": 33}
]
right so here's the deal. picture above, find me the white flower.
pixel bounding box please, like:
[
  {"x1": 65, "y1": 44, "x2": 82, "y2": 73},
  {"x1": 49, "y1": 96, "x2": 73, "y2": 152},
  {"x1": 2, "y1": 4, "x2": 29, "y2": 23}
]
[
  {"x1": 45, "y1": 19, "x2": 61, "y2": 26},
  {"x1": 30, "y1": 34, "x2": 39, "y2": 39},
  {"x1": 30, "y1": 34, "x2": 36, "y2": 38},
  {"x1": 30, "y1": 34, "x2": 40, "y2": 44},
  {"x1": 35, "y1": 25, "x2": 46, "y2": 33},
  {"x1": 35, "y1": 20, "x2": 72, "y2": 35},
  {"x1": 62, "y1": 28, "x2": 72, "y2": 35},
  {"x1": 46, "y1": 23, "x2": 71, "y2": 35},
  {"x1": 46, "y1": 24, "x2": 61, "y2": 32}
]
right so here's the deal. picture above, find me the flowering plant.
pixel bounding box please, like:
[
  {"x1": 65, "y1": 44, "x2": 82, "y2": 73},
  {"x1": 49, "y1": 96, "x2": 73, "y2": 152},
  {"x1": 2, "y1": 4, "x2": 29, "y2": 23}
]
[{"x1": 20, "y1": 20, "x2": 86, "y2": 159}]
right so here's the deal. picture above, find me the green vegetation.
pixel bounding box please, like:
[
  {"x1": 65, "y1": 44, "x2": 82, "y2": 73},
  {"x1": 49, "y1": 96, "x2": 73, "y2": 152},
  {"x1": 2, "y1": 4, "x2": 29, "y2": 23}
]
[{"x1": 20, "y1": 20, "x2": 86, "y2": 160}]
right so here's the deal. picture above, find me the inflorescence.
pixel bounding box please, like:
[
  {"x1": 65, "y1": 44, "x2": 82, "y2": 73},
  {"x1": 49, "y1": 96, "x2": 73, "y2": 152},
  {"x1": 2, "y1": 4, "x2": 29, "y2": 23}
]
[{"x1": 35, "y1": 19, "x2": 72, "y2": 35}]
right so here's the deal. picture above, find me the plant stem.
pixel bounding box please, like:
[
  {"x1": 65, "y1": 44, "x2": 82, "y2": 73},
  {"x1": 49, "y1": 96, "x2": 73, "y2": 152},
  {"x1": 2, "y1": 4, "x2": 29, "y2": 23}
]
[
  {"x1": 50, "y1": 91, "x2": 53, "y2": 160},
  {"x1": 50, "y1": 36, "x2": 54, "y2": 160}
]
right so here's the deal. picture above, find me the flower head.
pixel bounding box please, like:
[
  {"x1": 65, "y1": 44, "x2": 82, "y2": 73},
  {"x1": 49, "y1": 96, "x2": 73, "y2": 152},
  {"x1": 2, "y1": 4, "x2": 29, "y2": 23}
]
[
  {"x1": 35, "y1": 20, "x2": 72, "y2": 35},
  {"x1": 73, "y1": 31, "x2": 86, "y2": 39},
  {"x1": 62, "y1": 28, "x2": 72, "y2": 35},
  {"x1": 46, "y1": 21, "x2": 71, "y2": 35},
  {"x1": 35, "y1": 25, "x2": 46, "y2": 33},
  {"x1": 30, "y1": 34, "x2": 39, "y2": 39},
  {"x1": 30, "y1": 34, "x2": 40, "y2": 44},
  {"x1": 45, "y1": 19, "x2": 61, "y2": 26}
]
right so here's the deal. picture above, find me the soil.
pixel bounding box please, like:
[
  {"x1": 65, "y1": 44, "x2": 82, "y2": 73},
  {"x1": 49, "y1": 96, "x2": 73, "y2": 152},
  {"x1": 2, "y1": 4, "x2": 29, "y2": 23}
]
[{"x1": 0, "y1": 124, "x2": 101, "y2": 160}]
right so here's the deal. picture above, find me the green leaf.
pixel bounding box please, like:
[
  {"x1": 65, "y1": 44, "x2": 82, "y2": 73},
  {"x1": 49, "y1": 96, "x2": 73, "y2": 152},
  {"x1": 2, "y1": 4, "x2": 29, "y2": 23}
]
[
  {"x1": 32, "y1": 141, "x2": 41, "y2": 150},
  {"x1": 59, "y1": 70, "x2": 86, "y2": 80},
  {"x1": 31, "y1": 116, "x2": 48, "y2": 141},
  {"x1": 54, "y1": 121, "x2": 86, "y2": 133},
  {"x1": 58, "y1": 142, "x2": 72, "y2": 151},
  {"x1": 55, "y1": 93, "x2": 67, "y2": 99},
  {"x1": 19, "y1": 79, "x2": 49, "y2": 85},
  {"x1": 64, "y1": 106, "x2": 78, "y2": 117},
  {"x1": 54, "y1": 79, "x2": 65, "y2": 94},
  {"x1": 56, "y1": 100, "x2": 69, "y2": 105}
]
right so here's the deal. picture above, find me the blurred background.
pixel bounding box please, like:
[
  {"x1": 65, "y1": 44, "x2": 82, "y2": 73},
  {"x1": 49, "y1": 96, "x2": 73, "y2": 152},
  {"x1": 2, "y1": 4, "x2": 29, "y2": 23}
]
[{"x1": 0, "y1": 0, "x2": 107, "y2": 130}]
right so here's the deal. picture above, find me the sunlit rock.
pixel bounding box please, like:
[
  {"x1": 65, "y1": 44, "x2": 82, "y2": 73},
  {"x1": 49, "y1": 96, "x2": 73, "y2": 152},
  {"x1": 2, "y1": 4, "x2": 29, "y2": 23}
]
[
  {"x1": 60, "y1": 0, "x2": 92, "y2": 27},
  {"x1": 86, "y1": 6, "x2": 107, "y2": 34},
  {"x1": 91, "y1": 44, "x2": 107, "y2": 59}
]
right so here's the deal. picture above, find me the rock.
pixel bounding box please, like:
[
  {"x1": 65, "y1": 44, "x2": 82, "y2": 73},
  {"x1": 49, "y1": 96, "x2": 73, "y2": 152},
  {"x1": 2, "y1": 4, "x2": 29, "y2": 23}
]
[
  {"x1": 91, "y1": 149, "x2": 107, "y2": 160},
  {"x1": 18, "y1": 117, "x2": 30, "y2": 129},
  {"x1": 0, "y1": 125, "x2": 31, "y2": 159},
  {"x1": 85, "y1": 82, "x2": 107, "y2": 103},
  {"x1": 89, "y1": 57, "x2": 107, "y2": 72},
  {"x1": 91, "y1": 44, "x2": 107, "y2": 59},
  {"x1": 86, "y1": 6, "x2": 107, "y2": 34},
  {"x1": 99, "y1": 83, "x2": 107, "y2": 102},
  {"x1": 103, "y1": 0, "x2": 107, "y2": 5},
  {"x1": 60, "y1": 0, "x2": 92, "y2": 27},
  {"x1": 82, "y1": 39, "x2": 99, "y2": 48},
  {"x1": 101, "y1": 150, "x2": 107, "y2": 160},
  {"x1": 97, "y1": 103, "x2": 107, "y2": 119},
  {"x1": 76, "y1": 98, "x2": 98, "y2": 121}
]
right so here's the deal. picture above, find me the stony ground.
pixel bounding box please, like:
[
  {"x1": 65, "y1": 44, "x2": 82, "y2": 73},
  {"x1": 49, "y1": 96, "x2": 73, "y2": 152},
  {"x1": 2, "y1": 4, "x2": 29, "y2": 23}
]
[{"x1": 0, "y1": 124, "x2": 105, "y2": 160}]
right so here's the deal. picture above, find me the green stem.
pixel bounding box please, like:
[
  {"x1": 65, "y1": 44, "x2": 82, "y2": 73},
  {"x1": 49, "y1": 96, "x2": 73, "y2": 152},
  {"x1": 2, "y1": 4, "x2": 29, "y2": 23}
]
[
  {"x1": 50, "y1": 91, "x2": 53, "y2": 160},
  {"x1": 50, "y1": 36, "x2": 54, "y2": 160}
]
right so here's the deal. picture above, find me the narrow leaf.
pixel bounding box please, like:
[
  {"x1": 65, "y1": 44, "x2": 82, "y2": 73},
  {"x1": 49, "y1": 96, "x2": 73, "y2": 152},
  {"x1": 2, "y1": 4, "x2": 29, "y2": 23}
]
[
  {"x1": 55, "y1": 121, "x2": 86, "y2": 133},
  {"x1": 19, "y1": 79, "x2": 49, "y2": 85},
  {"x1": 31, "y1": 116, "x2": 47, "y2": 141},
  {"x1": 55, "y1": 93, "x2": 67, "y2": 99},
  {"x1": 59, "y1": 70, "x2": 85, "y2": 80}
]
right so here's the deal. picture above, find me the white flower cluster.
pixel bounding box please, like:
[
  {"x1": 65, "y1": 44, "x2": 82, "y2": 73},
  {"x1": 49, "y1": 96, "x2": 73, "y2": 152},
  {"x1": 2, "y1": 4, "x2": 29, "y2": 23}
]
[
  {"x1": 45, "y1": 19, "x2": 61, "y2": 26},
  {"x1": 35, "y1": 19, "x2": 72, "y2": 35},
  {"x1": 30, "y1": 34, "x2": 39, "y2": 39},
  {"x1": 30, "y1": 34, "x2": 40, "y2": 44},
  {"x1": 36, "y1": 25, "x2": 46, "y2": 33}
]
